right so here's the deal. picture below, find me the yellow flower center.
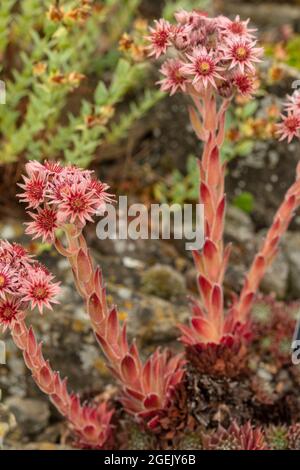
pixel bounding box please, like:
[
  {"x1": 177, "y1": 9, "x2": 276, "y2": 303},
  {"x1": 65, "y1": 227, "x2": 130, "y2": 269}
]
[
  {"x1": 236, "y1": 46, "x2": 247, "y2": 59},
  {"x1": 198, "y1": 61, "x2": 211, "y2": 74},
  {"x1": 2, "y1": 307, "x2": 13, "y2": 318},
  {"x1": 72, "y1": 197, "x2": 86, "y2": 211},
  {"x1": 33, "y1": 286, "x2": 47, "y2": 300}
]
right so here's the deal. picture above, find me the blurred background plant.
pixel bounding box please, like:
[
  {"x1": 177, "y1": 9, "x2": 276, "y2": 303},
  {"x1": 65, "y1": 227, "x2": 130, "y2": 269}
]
[
  {"x1": 152, "y1": 93, "x2": 278, "y2": 212},
  {"x1": 0, "y1": 0, "x2": 163, "y2": 184},
  {"x1": 1, "y1": 0, "x2": 295, "y2": 218},
  {"x1": 153, "y1": 155, "x2": 199, "y2": 206},
  {"x1": 265, "y1": 30, "x2": 300, "y2": 71},
  {"x1": 0, "y1": 0, "x2": 221, "y2": 208}
]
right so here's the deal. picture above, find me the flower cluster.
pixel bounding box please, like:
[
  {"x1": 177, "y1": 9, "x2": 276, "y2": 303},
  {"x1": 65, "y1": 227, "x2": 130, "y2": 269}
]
[
  {"x1": 277, "y1": 91, "x2": 300, "y2": 142},
  {"x1": 148, "y1": 11, "x2": 263, "y2": 97},
  {"x1": 18, "y1": 160, "x2": 113, "y2": 243},
  {"x1": 0, "y1": 240, "x2": 60, "y2": 330}
]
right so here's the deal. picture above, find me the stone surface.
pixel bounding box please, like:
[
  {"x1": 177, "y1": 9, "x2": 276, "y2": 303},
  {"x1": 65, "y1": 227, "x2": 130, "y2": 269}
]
[
  {"x1": 260, "y1": 250, "x2": 289, "y2": 299},
  {"x1": 127, "y1": 294, "x2": 189, "y2": 345},
  {"x1": 141, "y1": 264, "x2": 187, "y2": 301},
  {"x1": 225, "y1": 206, "x2": 255, "y2": 245},
  {"x1": 0, "y1": 404, "x2": 16, "y2": 446},
  {"x1": 5, "y1": 397, "x2": 50, "y2": 436},
  {"x1": 222, "y1": 1, "x2": 300, "y2": 27}
]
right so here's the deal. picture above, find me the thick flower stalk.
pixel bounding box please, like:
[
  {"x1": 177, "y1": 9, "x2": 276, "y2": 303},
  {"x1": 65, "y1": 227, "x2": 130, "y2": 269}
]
[
  {"x1": 18, "y1": 161, "x2": 185, "y2": 427},
  {"x1": 0, "y1": 240, "x2": 112, "y2": 448},
  {"x1": 149, "y1": 11, "x2": 262, "y2": 347},
  {"x1": 234, "y1": 91, "x2": 300, "y2": 322},
  {"x1": 149, "y1": 11, "x2": 300, "y2": 351},
  {"x1": 235, "y1": 163, "x2": 300, "y2": 322},
  {"x1": 57, "y1": 230, "x2": 185, "y2": 425},
  {"x1": 56, "y1": 228, "x2": 185, "y2": 424}
]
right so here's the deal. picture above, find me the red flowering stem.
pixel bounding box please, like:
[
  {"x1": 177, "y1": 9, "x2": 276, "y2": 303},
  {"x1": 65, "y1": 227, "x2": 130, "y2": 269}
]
[
  {"x1": 181, "y1": 93, "x2": 300, "y2": 342},
  {"x1": 10, "y1": 318, "x2": 113, "y2": 448},
  {"x1": 55, "y1": 226, "x2": 185, "y2": 422},
  {"x1": 235, "y1": 163, "x2": 300, "y2": 322},
  {"x1": 179, "y1": 91, "x2": 231, "y2": 344}
]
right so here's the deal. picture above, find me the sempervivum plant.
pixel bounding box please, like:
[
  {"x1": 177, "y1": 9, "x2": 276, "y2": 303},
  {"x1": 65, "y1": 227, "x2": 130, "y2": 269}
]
[
  {"x1": 149, "y1": 10, "x2": 300, "y2": 373},
  {"x1": 7, "y1": 160, "x2": 185, "y2": 448},
  {"x1": 202, "y1": 421, "x2": 268, "y2": 450},
  {"x1": 3, "y1": 9, "x2": 300, "y2": 451}
]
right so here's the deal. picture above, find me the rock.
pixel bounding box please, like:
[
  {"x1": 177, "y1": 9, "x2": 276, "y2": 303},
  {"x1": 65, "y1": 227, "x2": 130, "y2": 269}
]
[
  {"x1": 126, "y1": 294, "x2": 189, "y2": 345},
  {"x1": 222, "y1": 1, "x2": 300, "y2": 28},
  {"x1": 36, "y1": 422, "x2": 66, "y2": 444},
  {"x1": 284, "y1": 233, "x2": 300, "y2": 298},
  {"x1": 224, "y1": 263, "x2": 246, "y2": 295},
  {"x1": 186, "y1": 268, "x2": 197, "y2": 293},
  {"x1": 123, "y1": 422, "x2": 154, "y2": 450},
  {"x1": 108, "y1": 283, "x2": 189, "y2": 345},
  {"x1": 228, "y1": 137, "x2": 300, "y2": 231},
  {"x1": 0, "y1": 403, "x2": 16, "y2": 446},
  {"x1": 21, "y1": 442, "x2": 73, "y2": 450},
  {"x1": 225, "y1": 206, "x2": 255, "y2": 245},
  {"x1": 260, "y1": 251, "x2": 289, "y2": 299},
  {"x1": 5, "y1": 397, "x2": 50, "y2": 436},
  {"x1": 4, "y1": 441, "x2": 73, "y2": 450},
  {"x1": 123, "y1": 257, "x2": 145, "y2": 269},
  {"x1": 141, "y1": 264, "x2": 186, "y2": 301},
  {"x1": 0, "y1": 221, "x2": 23, "y2": 241}
]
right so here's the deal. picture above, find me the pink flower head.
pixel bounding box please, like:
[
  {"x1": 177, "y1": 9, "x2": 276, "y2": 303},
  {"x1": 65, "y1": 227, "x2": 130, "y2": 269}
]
[
  {"x1": 25, "y1": 160, "x2": 46, "y2": 178},
  {"x1": 0, "y1": 241, "x2": 32, "y2": 268},
  {"x1": 21, "y1": 270, "x2": 60, "y2": 314},
  {"x1": 0, "y1": 297, "x2": 23, "y2": 331},
  {"x1": 223, "y1": 15, "x2": 257, "y2": 38},
  {"x1": 182, "y1": 47, "x2": 223, "y2": 90},
  {"x1": 9, "y1": 243, "x2": 30, "y2": 260},
  {"x1": 221, "y1": 38, "x2": 263, "y2": 73},
  {"x1": 147, "y1": 19, "x2": 171, "y2": 58},
  {"x1": 25, "y1": 207, "x2": 59, "y2": 243},
  {"x1": 158, "y1": 59, "x2": 188, "y2": 95},
  {"x1": 25, "y1": 160, "x2": 63, "y2": 177},
  {"x1": 233, "y1": 73, "x2": 255, "y2": 97},
  {"x1": 19, "y1": 161, "x2": 114, "y2": 238},
  {"x1": 277, "y1": 113, "x2": 300, "y2": 143},
  {"x1": 55, "y1": 181, "x2": 100, "y2": 225},
  {"x1": 31, "y1": 261, "x2": 51, "y2": 277},
  {"x1": 174, "y1": 9, "x2": 205, "y2": 27},
  {"x1": 18, "y1": 173, "x2": 47, "y2": 209},
  {"x1": 0, "y1": 264, "x2": 17, "y2": 299},
  {"x1": 43, "y1": 160, "x2": 64, "y2": 174},
  {"x1": 0, "y1": 238, "x2": 60, "y2": 326},
  {"x1": 89, "y1": 179, "x2": 115, "y2": 213},
  {"x1": 170, "y1": 23, "x2": 193, "y2": 51}
]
